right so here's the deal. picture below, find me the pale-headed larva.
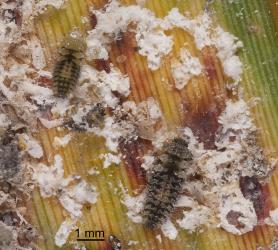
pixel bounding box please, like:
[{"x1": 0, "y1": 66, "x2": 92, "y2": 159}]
[
  {"x1": 108, "y1": 235, "x2": 121, "y2": 250},
  {"x1": 143, "y1": 137, "x2": 193, "y2": 229},
  {"x1": 53, "y1": 34, "x2": 86, "y2": 97}
]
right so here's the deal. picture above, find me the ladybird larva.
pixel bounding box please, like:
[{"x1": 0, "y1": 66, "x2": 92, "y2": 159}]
[
  {"x1": 53, "y1": 34, "x2": 86, "y2": 97},
  {"x1": 143, "y1": 137, "x2": 193, "y2": 229}
]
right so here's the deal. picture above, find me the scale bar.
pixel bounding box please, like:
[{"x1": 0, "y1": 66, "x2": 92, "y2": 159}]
[{"x1": 77, "y1": 239, "x2": 105, "y2": 241}]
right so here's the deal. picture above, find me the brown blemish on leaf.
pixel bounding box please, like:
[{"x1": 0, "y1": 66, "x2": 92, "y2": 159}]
[
  {"x1": 116, "y1": 31, "x2": 138, "y2": 50},
  {"x1": 202, "y1": 47, "x2": 218, "y2": 81},
  {"x1": 111, "y1": 31, "x2": 140, "y2": 66},
  {"x1": 183, "y1": 101, "x2": 223, "y2": 149},
  {"x1": 110, "y1": 31, "x2": 154, "y2": 103},
  {"x1": 226, "y1": 210, "x2": 246, "y2": 229},
  {"x1": 2, "y1": 1, "x2": 22, "y2": 26},
  {"x1": 180, "y1": 47, "x2": 227, "y2": 149},
  {"x1": 202, "y1": 46, "x2": 239, "y2": 98},
  {"x1": 93, "y1": 59, "x2": 111, "y2": 73},
  {"x1": 256, "y1": 184, "x2": 271, "y2": 221},
  {"x1": 92, "y1": 0, "x2": 110, "y2": 10},
  {"x1": 98, "y1": 243, "x2": 114, "y2": 250},
  {"x1": 96, "y1": 241, "x2": 113, "y2": 250},
  {"x1": 90, "y1": 13, "x2": 97, "y2": 29},
  {"x1": 239, "y1": 176, "x2": 271, "y2": 221},
  {"x1": 118, "y1": 138, "x2": 146, "y2": 188},
  {"x1": 37, "y1": 75, "x2": 52, "y2": 87}
]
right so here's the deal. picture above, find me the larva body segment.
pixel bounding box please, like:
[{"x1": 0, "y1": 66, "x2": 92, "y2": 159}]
[
  {"x1": 53, "y1": 35, "x2": 86, "y2": 97},
  {"x1": 143, "y1": 137, "x2": 193, "y2": 229},
  {"x1": 143, "y1": 166, "x2": 184, "y2": 228}
]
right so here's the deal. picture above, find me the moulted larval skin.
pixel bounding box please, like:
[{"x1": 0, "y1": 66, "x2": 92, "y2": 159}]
[{"x1": 1, "y1": 0, "x2": 278, "y2": 249}]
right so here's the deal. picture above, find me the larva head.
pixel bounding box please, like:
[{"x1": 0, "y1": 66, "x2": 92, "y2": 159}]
[
  {"x1": 163, "y1": 137, "x2": 193, "y2": 160},
  {"x1": 60, "y1": 34, "x2": 86, "y2": 57}
]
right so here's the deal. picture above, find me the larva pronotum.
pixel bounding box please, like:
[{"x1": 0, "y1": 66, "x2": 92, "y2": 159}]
[
  {"x1": 53, "y1": 33, "x2": 86, "y2": 97},
  {"x1": 143, "y1": 137, "x2": 193, "y2": 229}
]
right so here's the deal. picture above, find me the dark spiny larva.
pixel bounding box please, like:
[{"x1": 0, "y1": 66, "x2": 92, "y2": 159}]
[
  {"x1": 53, "y1": 35, "x2": 86, "y2": 97},
  {"x1": 143, "y1": 137, "x2": 193, "y2": 229},
  {"x1": 108, "y1": 235, "x2": 121, "y2": 250}
]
